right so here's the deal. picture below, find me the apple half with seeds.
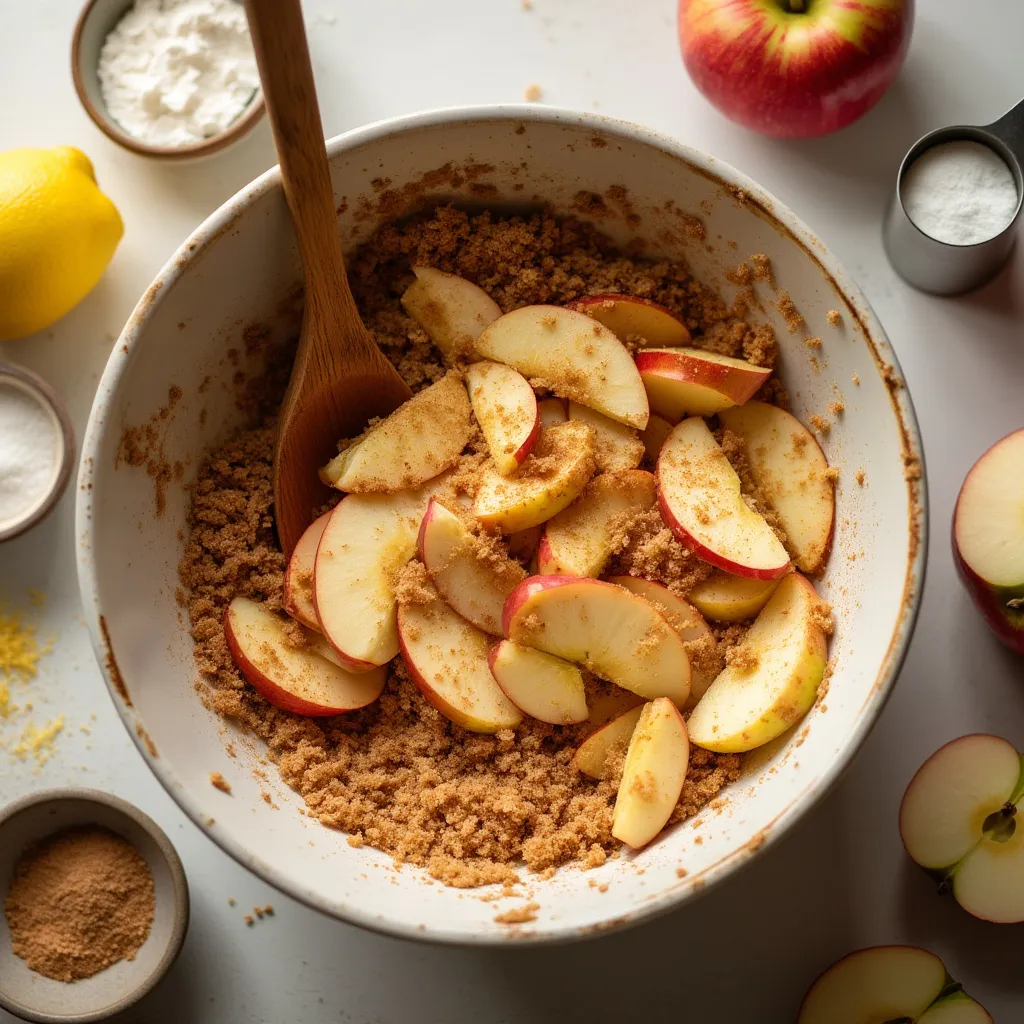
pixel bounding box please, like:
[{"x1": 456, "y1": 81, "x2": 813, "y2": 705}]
[
  {"x1": 567, "y1": 293, "x2": 690, "y2": 347},
  {"x1": 637, "y1": 347, "x2": 770, "y2": 418}
]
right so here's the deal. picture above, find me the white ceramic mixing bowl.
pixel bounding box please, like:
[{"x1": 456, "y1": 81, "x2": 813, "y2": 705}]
[{"x1": 77, "y1": 106, "x2": 926, "y2": 945}]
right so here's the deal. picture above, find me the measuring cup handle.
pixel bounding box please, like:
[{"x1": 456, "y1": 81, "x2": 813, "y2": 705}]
[{"x1": 985, "y1": 97, "x2": 1024, "y2": 166}]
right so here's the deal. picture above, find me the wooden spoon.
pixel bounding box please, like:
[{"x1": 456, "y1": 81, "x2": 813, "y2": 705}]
[{"x1": 245, "y1": 0, "x2": 411, "y2": 556}]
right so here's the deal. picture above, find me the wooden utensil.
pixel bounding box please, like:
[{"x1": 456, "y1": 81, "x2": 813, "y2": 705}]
[{"x1": 244, "y1": 0, "x2": 411, "y2": 556}]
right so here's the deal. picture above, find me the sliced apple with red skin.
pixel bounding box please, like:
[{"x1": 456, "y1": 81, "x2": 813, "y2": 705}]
[
  {"x1": 687, "y1": 571, "x2": 781, "y2": 623},
  {"x1": 567, "y1": 294, "x2": 690, "y2": 347},
  {"x1": 568, "y1": 402, "x2": 644, "y2": 473},
  {"x1": 612, "y1": 697, "x2": 689, "y2": 849},
  {"x1": 397, "y1": 579, "x2": 522, "y2": 733},
  {"x1": 687, "y1": 573, "x2": 827, "y2": 753},
  {"x1": 637, "y1": 347, "x2": 771, "y2": 418},
  {"x1": 719, "y1": 401, "x2": 835, "y2": 574},
  {"x1": 658, "y1": 417, "x2": 790, "y2": 580},
  {"x1": 417, "y1": 498, "x2": 525, "y2": 635},
  {"x1": 320, "y1": 373, "x2": 471, "y2": 493},
  {"x1": 466, "y1": 360, "x2": 539, "y2": 475},
  {"x1": 400, "y1": 266, "x2": 501, "y2": 362},
  {"x1": 224, "y1": 597, "x2": 386, "y2": 716},
  {"x1": 640, "y1": 413, "x2": 674, "y2": 465},
  {"x1": 503, "y1": 575, "x2": 690, "y2": 705},
  {"x1": 573, "y1": 705, "x2": 644, "y2": 780},
  {"x1": 488, "y1": 640, "x2": 588, "y2": 724},
  {"x1": 537, "y1": 397, "x2": 568, "y2": 429},
  {"x1": 475, "y1": 305, "x2": 649, "y2": 428},
  {"x1": 900, "y1": 733, "x2": 1024, "y2": 925},
  {"x1": 537, "y1": 470, "x2": 656, "y2": 578},
  {"x1": 953, "y1": 428, "x2": 1024, "y2": 655},
  {"x1": 283, "y1": 512, "x2": 331, "y2": 630}
]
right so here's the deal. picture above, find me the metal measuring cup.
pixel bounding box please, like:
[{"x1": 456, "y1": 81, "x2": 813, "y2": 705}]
[{"x1": 883, "y1": 98, "x2": 1024, "y2": 295}]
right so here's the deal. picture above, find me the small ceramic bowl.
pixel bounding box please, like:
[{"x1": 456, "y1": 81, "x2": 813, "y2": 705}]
[
  {"x1": 0, "y1": 364, "x2": 74, "y2": 544},
  {"x1": 0, "y1": 789, "x2": 189, "y2": 1023},
  {"x1": 71, "y1": 0, "x2": 265, "y2": 161}
]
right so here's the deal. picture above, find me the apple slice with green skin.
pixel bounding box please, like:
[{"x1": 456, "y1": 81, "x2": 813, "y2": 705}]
[
  {"x1": 537, "y1": 397, "x2": 568, "y2": 429},
  {"x1": 418, "y1": 498, "x2": 525, "y2": 635},
  {"x1": 466, "y1": 360, "x2": 539, "y2": 475},
  {"x1": 637, "y1": 347, "x2": 771, "y2": 418},
  {"x1": 400, "y1": 266, "x2": 501, "y2": 362},
  {"x1": 719, "y1": 401, "x2": 835, "y2": 574},
  {"x1": 658, "y1": 417, "x2": 790, "y2": 580},
  {"x1": 639, "y1": 413, "x2": 674, "y2": 465},
  {"x1": 568, "y1": 402, "x2": 644, "y2": 473},
  {"x1": 283, "y1": 511, "x2": 331, "y2": 630},
  {"x1": 320, "y1": 373, "x2": 471, "y2": 493},
  {"x1": 572, "y1": 705, "x2": 644, "y2": 780},
  {"x1": 687, "y1": 572, "x2": 827, "y2": 753},
  {"x1": 397, "y1": 578, "x2": 522, "y2": 733},
  {"x1": 488, "y1": 640, "x2": 588, "y2": 724},
  {"x1": 687, "y1": 571, "x2": 781, "y2": 623},
  {"x1": 224, "y1": 597, "x2": 387, "y2": 716},
  {"x1": 474, "y1": 420, "x2": 596, "y2": 533},
  {"x1": 537, "y1": 470, "x2": 656, "y2": 578},
  {"x1": 475, "y1": 305, "x2": 650, "y2": 428},
  {"x1": 612, "y1": 697, "x2": 689, "y2": 849},
  {"x1": 503, "y1": 575, "x2": 690, "y2": 705},
  {"x1": 953, "y1": 428, "x2": 1024, "y2": 654},
  {"x1": 900, "y1": 733, "x2": 1024, "y2": 924},
  {"x1": 567, "y1": 294, "x2": 690, "y2": 347}
]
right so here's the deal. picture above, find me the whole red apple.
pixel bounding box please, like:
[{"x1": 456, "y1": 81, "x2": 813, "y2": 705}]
[{"x1": 678, "y1": 0, "x2": 914, "y2": 138}]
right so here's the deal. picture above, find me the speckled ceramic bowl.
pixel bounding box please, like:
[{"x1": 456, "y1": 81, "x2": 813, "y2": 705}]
[{"x1": 76, "y1": 106, "x2": 927, "y2": 945}]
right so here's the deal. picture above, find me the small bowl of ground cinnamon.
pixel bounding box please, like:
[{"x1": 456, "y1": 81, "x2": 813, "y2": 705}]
[{"x1": 0, "y1": 789, "x2": 188, "y2": 1023}]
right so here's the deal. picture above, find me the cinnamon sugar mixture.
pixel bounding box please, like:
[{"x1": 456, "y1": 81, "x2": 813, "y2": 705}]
[{"x1": 177, "y1": 207, "x2": 795, "y2": 887}]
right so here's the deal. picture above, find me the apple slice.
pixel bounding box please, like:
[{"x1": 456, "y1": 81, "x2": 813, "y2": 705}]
[
  {"x1": 503, "y1": 575, "x2": 690, "y2": 705},
  {"x1": 567, "y1": 294, "x2": 690, "y2": 347},
  {"x1": 640, "y1": 413, "x2": 674, "y2": 464},
  {"x1": 658, "y1": 417, "x2": 790, "y2": 580},
  {"x1": 587, "y1": 688, "x2": 644, "y2": 726},
  {"x1": 953, "y1": 428, "x2": 1024, "y2": 654},
  {"x1": 507, "y1": 525, "x2": 542, "y2": 566},
  {"x1": 400, "y1": 266, "x2": 502, "y2": 362},
  {"x1": 466, "y1": 360, "x2": 539, "y2": 475},
  {"x1": 488, "y1": 640, "x2": 588, "y2": 724},
  {"x1": 687, "y1": 573, "x2": 827, "y2": 753},
  {"x1": 418, "y1": 498, "x2": 525, "y2": 635},
  {"x1": 637, "y1": 347, "x2": 771, "y2": 418},
  {"x1": 900, "y1": 733, "x2": 1024, "y2": 924},
  {"x1": 537, "y1": 470, "x2": 656, "y2": 578},
  {"x1": 224, "y1": 597, "x2": 386, "y2": 716},
  {"x1": 537, "y1": 397, "x2": 568, "y2": 429},
  {"x1": 572, "y1": 705, "x2": 644, "y2": 780},
  {"x1": 687, "y1": 572, "x2": 781, "y2": 623},
  {"x1": 397, "y1": 578, "x2": 522, "y2": 733},
  {"x1": 568, "y1": 402, "x2": 644, "y2": 473},
  {"x1": 283, "y1": 512, "x2": 331, "y2": 630},
  {"x1": 475, "y1": 305, "x2": 649, "y2": 428},
  {"x1": 320, "y1": 373, "x2": 471, "y2": 493},
  {"x1": 719, "y1": 401, "x2": 835, "y2": 574},
  {"x1": 474, "y1": 420, "x2": 596, "y2": 533},
  {"x1": 612, "y1": 697, "x2": 689, "y2": 849}
]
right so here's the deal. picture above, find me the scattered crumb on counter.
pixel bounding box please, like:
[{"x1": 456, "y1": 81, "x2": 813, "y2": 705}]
[
  {"x1": 676, "y1": 867, "x2": 688, "y2": 878},
  {"x1": 228, "y1": 898, "x2": 236, "y2": 906},
  {"x1": 855, "y1": 469, "x2": 866, "y2": 486},
  {"x1": 524, "y1": 84, "x2": 542, "y2": 102},
  {"x1": 851, "y1": 372, "x2": 860, "y2": 387},
  {"x1": 244, "y1": 915, "x2": 254, "y2": 927},
  {"x1": 826, "y1": 309, "x2": 841, "y2": 327},
  {"x1": 209, "y1": 772, "x2": 232, "y2": 794}
]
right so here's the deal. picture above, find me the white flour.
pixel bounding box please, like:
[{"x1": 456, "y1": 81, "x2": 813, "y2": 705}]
[
  {"x1": 901, "y1": 141, "x2": 1019, "y2": 246},
  {"x1": 0, "y1": 380, "x2": 61, "y2": 530},
  {"x1": 97, "y1": 0, "x2": 259, "y2": 147}
]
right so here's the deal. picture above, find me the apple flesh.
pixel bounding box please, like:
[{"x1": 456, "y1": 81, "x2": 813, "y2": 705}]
[
  {"x1": 636, "y1": 347, "x2": 770, "y2": 419},
  {"x1": 400, "y1": 266, "x2": 501, "y2": 361},
  {"x1": 919, "y1": 993, "x2": 994, "y2": 1024},
  {"x1": 466, "y1": 360, "x2": 539, "y2": 475},
  {"x1": 639, "y1": 413, "x2": 674, "y2": 465},
  {"x1": 488, "y1": 640, "x2": 588, "y2": 724},
  {"x1": 952, "y1": 428, "x2": 1024, "y2": 655},
  {"x1": 566, "y1": 294, "x2": 690, "y2": 347},
  {"x1": 568, "y1": 402, "x2": 644, "y2": 473},
  {"x1": 537, "y1": 397, "x2": 568, "y2": 429},
  {"x1": 687, "y1": 571, "x2": 781, "y2": 623},
  {"x1": 283, "y1": 511, "x2": 331, "y2": 630},
  {"x1": 573, "y1": 705, "x2": 644, "y2": 780}
]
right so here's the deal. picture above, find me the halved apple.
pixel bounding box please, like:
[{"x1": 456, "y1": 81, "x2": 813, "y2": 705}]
[
  {"x1": 568, "y1": 402, "x2": 644, "y2": 473},
  {"x1": 612, "y1": 697, "x2": 690, "y2": 849},
  {"x1": 658, "y1": 417, "x2": 790, "y2": 580},
  {"x1": 537, "y1": 470, "x2": 656, "y2": 578},
  {"x1": 503, "y1": 575, "x2": 690, "y2": 705},
  {"x1": 488, "y1": 640, "x2": 588, "y2": 724},
  {"x1": 475, "y1": 305, "x2": 649, "y2": 428},
  {"x1": 687, "y1": 573, "x2": 827, "y2": 753},
  {"x1": 687, "y1": 572, "x2": 781, "y2": 623},
  {"x1": 637, "y1": 347, "x2": 771, "y2": 418},
  {"x1": 474, "y1": 420, "x2": 596, "y2": 533},
  {"x1": 639, "y1": 413, "x2": 674, "y2": 464},
  {"x1": 719, "y1": 401, "x2": 835, "y2": 574},
  {"x1": 320, "y1": 373, "x2": 471, "y2": 493},
  {"x1": 283, "y1": 511, "x2": 331, "y2": 630},
  {"x1": 572, "y1": 705, "x2": 644, "y2": 780},
  {"x1": 418, "y1": 498, "x2": 525, "y2": 635},
  {"x1": 567, "y1": 294, "x2": 690, "y2": 347},
  {"x1": 538, "y1": 397, "x2": 568, "y2": 428},
  {"x1": 466, "y1": 360, "x2": 539, "y2": 475},
  {"x1": 224, "y1": 597, "x2": 386, "y2": 716},
  {"x1": 919, "y1": 993, "x2": 994, "y2": 1024},
  {"x1": 400, "y1": 266, "x2": 502, "y2": 362}
]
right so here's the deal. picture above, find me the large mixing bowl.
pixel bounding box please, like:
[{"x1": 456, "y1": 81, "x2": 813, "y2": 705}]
[{"x1": 77, "y1": 106, "x2": 926, "y2": 945}]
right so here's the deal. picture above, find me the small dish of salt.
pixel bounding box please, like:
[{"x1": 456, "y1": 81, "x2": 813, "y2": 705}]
[{"x1": 0, "y1": 364, "x2": 75, "y2": 544}]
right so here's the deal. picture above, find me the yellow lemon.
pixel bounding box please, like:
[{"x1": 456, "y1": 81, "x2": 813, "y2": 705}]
[{"x1": 0, "y1": 146, "x2": 123, "y2": 341}]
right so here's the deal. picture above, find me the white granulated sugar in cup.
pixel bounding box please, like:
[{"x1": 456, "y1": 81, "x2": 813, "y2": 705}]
[
  {"x1": 97, "y1": 0, "x2": 260, "y2": 147},
  {"x1": 0, "y1": 379, "x2": 62, "y2": 532},
  {"x1": 901, "y1": 140, "x2": 1019, "y2": 246}
]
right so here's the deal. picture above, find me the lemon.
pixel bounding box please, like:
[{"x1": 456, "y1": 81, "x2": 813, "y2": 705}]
[{"x1": 0, "y1": 147, "x2": 123, "y2": 341}]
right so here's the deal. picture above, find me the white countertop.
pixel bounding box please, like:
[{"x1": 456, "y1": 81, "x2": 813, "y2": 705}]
[{"x1": 3, "y1": 1, "x2": 1024, "y2": 1020}]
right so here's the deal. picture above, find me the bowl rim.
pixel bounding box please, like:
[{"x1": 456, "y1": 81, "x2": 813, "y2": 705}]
[
  {"x1": 75, "y1": 103, "x2": 929, "y2": 946},
  {"x1": 0, "y1": 787, "x2": 190, "y2": 1023}
]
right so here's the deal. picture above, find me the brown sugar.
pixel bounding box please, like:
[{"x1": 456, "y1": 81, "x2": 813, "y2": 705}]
[
  {"x1": 750, "y1": 253, "x2": 774, "y2": 286},
  {"x1": 775, "y1": 291, "x2": 804, "y2": 334},
  {"x1": 495, "y1": 902, "x2": 539, "y2": 925},
  {"x1": 210, "y1": 771, "x2": 232, "y2": 794},
  {"x1": 826, "y1": 309, "x2": 842, "y2": 327}
]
